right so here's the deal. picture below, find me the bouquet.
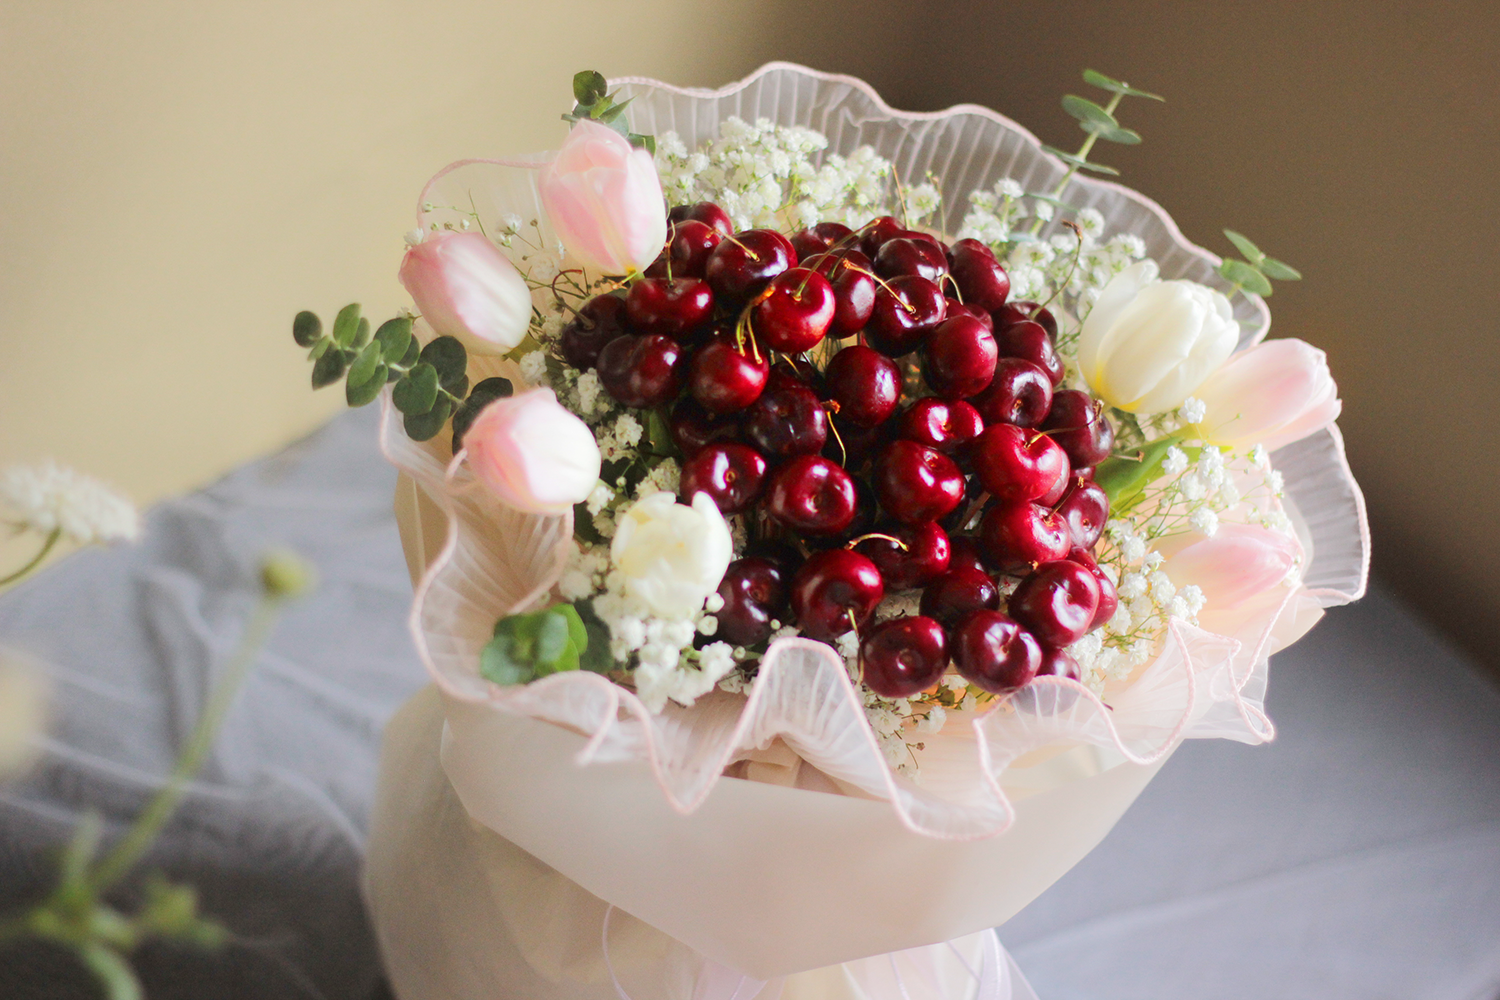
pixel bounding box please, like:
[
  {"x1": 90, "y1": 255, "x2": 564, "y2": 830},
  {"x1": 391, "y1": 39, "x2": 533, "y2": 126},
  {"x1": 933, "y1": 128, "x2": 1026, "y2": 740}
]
[{"x1": 293, "y1": 63, "x2": 1367, "y2": 998}]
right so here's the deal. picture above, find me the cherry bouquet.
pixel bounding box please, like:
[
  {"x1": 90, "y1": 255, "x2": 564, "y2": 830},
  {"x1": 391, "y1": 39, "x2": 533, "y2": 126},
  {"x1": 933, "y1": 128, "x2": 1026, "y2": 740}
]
[{"x1": 296, "y1": 64, "x2": 1367, "y2": 999}]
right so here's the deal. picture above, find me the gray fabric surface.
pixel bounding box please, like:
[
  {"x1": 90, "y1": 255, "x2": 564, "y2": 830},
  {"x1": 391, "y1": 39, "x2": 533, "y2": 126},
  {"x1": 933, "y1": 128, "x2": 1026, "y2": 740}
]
[{"x1": 1, "y1": 406, "x2": 1497, "y2": 999}]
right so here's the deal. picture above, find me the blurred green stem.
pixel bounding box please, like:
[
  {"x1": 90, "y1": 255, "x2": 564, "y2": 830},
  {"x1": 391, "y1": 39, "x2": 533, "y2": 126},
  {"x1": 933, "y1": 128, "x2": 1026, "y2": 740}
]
[{"x1": 0, "y1": 527, "x2": 61, "y2": 587}]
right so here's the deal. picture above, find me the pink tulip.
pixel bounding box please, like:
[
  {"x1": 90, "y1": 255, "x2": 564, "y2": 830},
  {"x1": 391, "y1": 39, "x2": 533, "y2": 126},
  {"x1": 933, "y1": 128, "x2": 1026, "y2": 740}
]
[
  {"x1": 398, "y1": 231, "x2": 532, "y2": 356},
  {"x1": 1194, "y1": 338, "x2": 1341, "y2": 452},
  {"x1": 1162, "y1": 522, "x2": 1301, "y2": 610},
  {"x1": 539, "y1": 120, "x2": 667, "y2": 277},
  {"x1": 463, "y1": 389, "x2": 601, "y2": 515}
]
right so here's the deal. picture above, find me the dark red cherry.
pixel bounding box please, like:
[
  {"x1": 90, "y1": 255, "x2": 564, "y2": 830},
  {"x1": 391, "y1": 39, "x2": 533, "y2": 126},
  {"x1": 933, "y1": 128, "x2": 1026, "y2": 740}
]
[
  {"x1": 875, "y1": 237, "x2": 949, "y2": 283},
  {"x1": 949, "y1": 239, "x2": 1012, "y2": 312},
  {"x1": 1036, "y1": 645, "x2": 1081, "y2": 681},
  {"x1": 680, "y1": 442, "x2": 767, "y2": 515},
  {"x1": 689, "y1": 336, "x2": 769, "y2": 414},
  {"x1": 791, "y1": 221, "x2": 855, "y2": 261},
  {"x1": 874, "y1": 440, "x2": 965, "y2": 525},
  {"x1": 753, "y1": 268, "x2": 836, "y2": 352},
  {"x1": 971, "y1": 424, "x2": 1071, "y2": 503},
  {"x1": 995, "y1": 320, "x2": 1065, "y2": 386},
  {"x1": 825, "y1": 346, "x2": 901, "y2": 428},
  {"x1": 1008, "y1": 560, "x2": 1101, "y2": 648},
  {"x1": 714, "y1": 557, "x2": 786, "y2": 647},
  {"x1": 859, "y1": 215, "x2": 906, "y2": 256},
  {"x1": 668, "y1": 202, "x2": 733, "y2": 237},
  {"x1": 852, "y1": 521, "x2": 951, "y2": 591},
  {"x1": 952, "y1": 610, "x2": 1042, "y2": 692},
  {"x1": 625, "y1": 277, "x2": 715, "y2": 339},
  {"x1": 920, "y1": 566, "x2": 1000, "y2": 627},
  {"x1": 745, "y1": 381, "x2": 827, "y2": 458},
  {"x1": 937, "y1": 473, "x2": 984, "y2": 534},
  {"x1": 1038, "y1": 463, "x2": 1071, "y2": 507},
  {"x1": 596, "y1": 333, "x2": 687, "y2": 408},
  {"x1": 948, "y1": 535, "x2": 990, "y2": 577},
  {"x1": 899, "y1": 398, "x2": 984, "y2": 453},
  {"x1": 860, "y1": 616, "x2": 949, "y2": 698},
  {"x1": 811, "y1": 251, "x2": 878, "y2": 335},
  {"x1": 558, "y1": 294, "x2": 628, "y2": 371},
  {"x1": 972, "y1": 358, "x2": 1054, "y2": 427},
  {"x1": 766, "y1": 455, "x2": 858, "y2": 535},
  {"x1": 704, "y1": 229, "x2": 797, "y2": 303},
  {"x1": 790, "y1": 549, "x2": 884, "y2": 640},
  {"x1": 923, "y1": 315, "x2": 998, "y2": 400},
  {"x1": 944, "y1": 298, "x2": 995, "y2": 331},
  {"x1": 1042, "y1": 390, "x2": 1115, "y2": 468},
  {"x1": 1055, "y1": 478, "x2": 1109, "y2": 550},
  {"x1": 864, "y1": 275, "x2": 947, "y2": 357},
  {"x1": 995, "y1": 301, "x2": 1057, "y2": 340},
  {"x1": 1067, "y1": 548, "x2": 1119, "y2": 630},
  {"x1": 824, "y1": 417, "x2": 889, "y2": 467},
  {"x1": 669, "y1": 397, "x2": 739, "y2": 457},
  {"x1": 647, "y1": 219, "x2": 724, "y2": 279},
  {"x1": 980, "y1": 501, "x2": 1071, "y2": 572}
]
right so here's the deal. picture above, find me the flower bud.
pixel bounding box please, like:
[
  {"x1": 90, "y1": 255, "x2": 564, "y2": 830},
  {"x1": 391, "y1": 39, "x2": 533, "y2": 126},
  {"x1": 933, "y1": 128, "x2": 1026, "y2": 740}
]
[
  {"x1": 464, "y1": 389, "x2": 601, "y2": 516},
  {"x1": 398, "y1": 231, "x2": 532, "y2": 356},
  {"x1": 611, "y1": 492, "x2": 733, "y2": 621},
  {"x1": 1077, "y1": 260, "x2": 1240, "y2": 415},
  {"x1": 1194, "y1": 338, "x2": 1341, "y2": 452},
  {"x1": 539, "y1": 120, "x2": 667, "y2": 276},
  {"x1": 1162, "y1": 522, "x2": 1299, "y2": 611},
  {"x1": 260, "y1": 550, "x2": 316, "y2": 599}
]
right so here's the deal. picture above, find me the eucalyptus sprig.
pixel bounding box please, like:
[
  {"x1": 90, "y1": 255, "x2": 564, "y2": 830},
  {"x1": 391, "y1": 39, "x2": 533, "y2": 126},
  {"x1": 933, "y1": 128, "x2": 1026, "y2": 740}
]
[
  {"x1": 480, "y1": 601, "x2": 612, "y2": 686},
  {"x1": 1216, "y1": 229, "x2": 1303, "y2": 298},
  {"x1": 563, "y1": 70, "x2": 655, "y2": 154}
]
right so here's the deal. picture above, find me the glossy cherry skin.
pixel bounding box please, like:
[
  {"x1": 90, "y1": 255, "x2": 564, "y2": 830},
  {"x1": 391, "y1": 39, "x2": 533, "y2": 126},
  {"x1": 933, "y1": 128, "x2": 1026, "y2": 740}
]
[
  {"x1": 1042, "y1": 389, "x2": 1115, "y2": 468},
  {"x1": 668, "y1": 397, "x2": 739, "y2": 457},
  {"x1": 1008, "y1": 559, "x2": 1101, "y2": 648},
  {"x1": 825, "y1": 346, "x2": 901, "y2": 428},
  {"x1": 860, "y1": 616, "x2": 949, "y2": 698},
  {"x1": 852, "y1": 520, "x2": 951, "y2": 591},
  {"x1": 745, "y1": 381, "x2": 827, "y2": 458},
  {"x1": 971, "y1": 424, "x2": 1071, "y2": 503},
  {"x1": 558, "y1": 294, "x2": 629, "y2": 371},
  {"x1": 971, "y1": 357, "x2": 1054, "y2": 427},
  {"x1": 625, "y1": 277, "x2": 715, "y2": 339},
  {"x1": 689, "y1": 336, "x2": 769, "y2": 414},
  {"x1": 790, "y1": 549, "x2": 884, "y2": 640},
  {"x1": 714, "y1": 557, "x2": 787, "y2": 647},
  {"x1": 899, "y1": 398, "x2": 984, "y2": 453},
  {"x1": 1055, "y1": 477, "x2": 1109, "y2": 550},
  {"x1": 679, "y1": 442, "x2": 767, "y2": 516},
  {"x1": 811, "y1": 251, "x2": 878, "y2": 335},
  {"x1": 949, "y1": 238, "x2": 1012, "y2": 312},
  {"x1": 944, "y1": 298, "x2": 995, "y2": 331},
  {"x1": 1038, "y1": 463, "x2": 1071, "y2": 507},
  {"x1": 859, "y1": 215, "x2": 906, "y2": 256},
  {"x1": 981, "y1": 501, "x2": 1072, "y2": 572},
  {"x1": 766, "y1": 455, "x2": 858, "y2": 536},
  {"x1": 647, "y1": 219, "x2": 724, "y2": 279},
  {"x1": 1067, "y1": 547, "x2": 1119, "y2": 630},
  {"x1": 874, "y1": 440, "x2": 966, "y2": 525},
  {"x1": 704, "y1": 229, "x2": 797, "y2": 303},
  {"x1": 668, "y1": 202, "x2": 733, "y2": 237},
  {"x1": 753, "y1": 268, "x2": 836, "y2": 352},
  {"x1": 864, "y1": 275, "x2": 947, "y2": 357},
  {"x1": 994, "y1": 320, "x2": 1065, "y2": 386},
  {"x1": 948, "y1": 535, "x2": 990, "y2": 576},
  {"x1": 923, "y1": 315, "x2": 998, "y2": 400},
  {"x1": 1036, "y1": 645, "x2": 1081, "y2": 681},
  {"x1": 791, "y1": 221, "x2": 855, "y2": 260},
  {"x1": 952, "y1": 610, "x2": 1042, "y2": 692},
  {"x1": 995, "y1": 301, "x2": 1058, "y2": 340},
  {"x1": 920, "y1": 566, "x2": 1000, "y2": 627},
  {"x1": 875, "y1": 237, "x2": 949, "y2": 283},
  {"x1": 596, "y1": 333, "x2": 687, "y2": 408}
]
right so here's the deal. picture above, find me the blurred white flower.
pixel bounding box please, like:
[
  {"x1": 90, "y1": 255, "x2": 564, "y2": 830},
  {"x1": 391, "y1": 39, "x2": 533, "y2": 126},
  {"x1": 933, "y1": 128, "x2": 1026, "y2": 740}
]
[
  {"x1": 0, "y1": 462, "x2": 138, "y2": 546},
  {"x1": 0, "y1": 649, "x2": 48, "y2": 778}
]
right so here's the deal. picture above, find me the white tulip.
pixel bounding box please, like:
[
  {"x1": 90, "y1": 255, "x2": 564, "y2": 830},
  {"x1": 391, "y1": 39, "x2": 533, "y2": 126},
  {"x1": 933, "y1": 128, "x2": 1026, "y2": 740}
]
[
  {"x1": 611, "y1": 492, "x2": 732, "y2": 621},
  {"x1": 1077, "y1": 260, "x2": 1240, "y2": 415}
]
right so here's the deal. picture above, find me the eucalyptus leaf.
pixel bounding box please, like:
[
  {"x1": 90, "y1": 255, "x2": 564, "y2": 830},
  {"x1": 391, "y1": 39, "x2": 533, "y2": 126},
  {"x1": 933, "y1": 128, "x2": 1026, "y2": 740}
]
[
  {"x1": 292, "y1": 310, "x2": 322, "y2": 347},
  {"x1": 307, "y1": 338, "x2": 330, "y2": 361},
  {"x1": 345, "y1": 362, "x2": 387, "y2": 407},
  {"x1": 1040, "y1": 145, "x2": 1121, "y2": 176},
  {"x1": 1218, "y1": 258, "x2": 1274, "y2": 296},
  {"x1": 630, "y1": 133, "x2": 656, "y2": 155},
  {"x1": 399, "y1": 334, "x2": 421, "y2": 367},
  {"x1": 1082, "y1": 69, "x2": 1164, "y2": 101},
  {"x1": 1087, "y1": 122, "x2": 1143, "y2": 145},
  {"x1": 572, "y1": 601, "x2": 613, "y2": 673},
  {"x1": 1223, "y1": 229, "x2": 1265, "y2": 265},
  {"x1": 346, "y1": 340, "x2": 382, "y2": 388},
  {"x1": 450, "y1": 377, "x2": 515, "y2": 452},
  {"x1": 573, "y1": 70, "x2": 608, "y2": 106},
  {"x1": 479, "y1": 635, "x2": 534, "y2": 686},
  {"x1": 352, "y1": 316, "x2": 371, "y2": 349},
  {"x1": 331, "y1": 303, "x2": 362, "y2": 348},
  {"x1": 393, "y1": 363, "x2": 439, "y2": 414},
  {"x1": 533, "y1": 611, "x2": 571, "y2": 667},
  {"x1": 311, "y1": 348, "x2": 351, "y2": 389},
  {"x1": 374, "y1": 316, "x2": 413, "y2": 361},
  {"x1": 403, "y1": 396, "x2": 452, "y2": 441},
  {"x1": 1258, "y1": 256, "x2": 1302, "y2": 281},
  {"x1": 1062, "y1": 94, "x2": 1118, "y2": 127},
  {"x1": 420, "y1": 336, "x2": 469, "y2": 394}
]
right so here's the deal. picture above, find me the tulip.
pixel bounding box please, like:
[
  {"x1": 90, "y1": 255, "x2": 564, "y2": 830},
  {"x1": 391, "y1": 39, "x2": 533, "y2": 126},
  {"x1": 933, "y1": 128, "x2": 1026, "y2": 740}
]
[
  {"x1": 1193, "y1": 338, "x2": 1341, "y2": 452},
  {"x1": 611, "y1": 491, "x2": 733, "y2": 621},
  {"x1": 1077, "y1": 260, "x2": 1240, "y2": 415},
  {"x1": 539, "y1": 120, "x2": 668, "y2": 277},
  {"x1": 1162, "y1": 522, "x2": 1300, "y2": 611},
  {"x1": 398, "y1": 231, "x2": 532, "y2": 356},
  {"x1": 463, "y1": 389, "x2": 601, "y2": 516}
]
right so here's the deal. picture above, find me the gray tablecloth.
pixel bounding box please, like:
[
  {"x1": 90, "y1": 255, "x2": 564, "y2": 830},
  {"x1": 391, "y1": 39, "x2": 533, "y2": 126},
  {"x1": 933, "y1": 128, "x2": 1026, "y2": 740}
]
[{"x1": 1, "y1": 406, "x2": 1497, "y2": 999}]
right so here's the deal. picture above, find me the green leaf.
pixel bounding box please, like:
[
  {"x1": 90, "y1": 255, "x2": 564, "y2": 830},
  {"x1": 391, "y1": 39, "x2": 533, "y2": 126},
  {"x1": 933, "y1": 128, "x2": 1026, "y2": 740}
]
[
  {"x1": 1095, "y1": 434, "x2": 1186, "y2": 513},
  {"x1": 644, "y1": 408, "x2": 675, "y2": 456},
  {"x1": 534, "y1": 611, "x2": 571, "y2": 667},
  {"x1": 311, "y1": 347, "x2": 352, "y2": 389},
  {"x1": 572, "y1": 601, "x2": 613, "y2": 673},
  {"x1": 346, "y1": 340, "x2": 382, "y2": 388},
  {"x1": 374, "y1": 317, "x2": 413, "y2": 361},
  {"x1": 573, "y1": 70, "x2": 609, "y2": 106},
  {"x1": 78, "y1": 943, "x2": 143, "y2": 1000},
  {"x1": 1218, "y1": 258, "x2": 1274, "y2": 296},
  {"x1": 1258, "y1": 256, "x2": 1302, "y2": 281},
  {"x1": 1085, "y1": 122, "x2": 1142, "y2": 145},
  {"x1": 292, "y1": 311, "x2": 322, "y2": 347},
  {"x1": 1040, "y1": 145, "x2": 1120, "y2": 176},
  {"x1": 352, "y1": 316, "x2": 371, "y2": 349},
  {"x1": 629, "y1": 133, "x2": 656, "y2": 155},
  {"x1": 399, "y1": 333, "x2": 421, "y2": 367},
  {"x1": 1062, "y1": 94, "x2": 1118, "y2": 128},
  {"x1": 1082, "y1": 69, "x2": 1164, "y2": 101},
  {"x1": 59, "y1": 810, "x2": 103, "y2": 886},
  {"x1": 420, "y1": 336, "x2": 469, "y2": 394},
  {"x1": 1223, "y1": 229, "x2": 1265, "y2": 265},
  {"x1": 480, "y1": 635, "x2": 533, "y2": 686},
  {"x1": 331, "y1": 303, "x2": 362, "y2": 348},
  {"x1": 393, "y1": 363, "x2": 440, "y2": 414},
  {"x1": 402, "y1": 395, "x2": 453, "y2": 441},
  {"x1": 307, "y1": 338, "x2": 330, "y2": 361},
  {"x1": 597, "y1": 96, "x2": 633, "y2": 123},
  {"x1": 345, "y1": 362, "x2": 387, "y2": 407},
  {"x1": 450, "y1": 377, "x2": 515, "y2": 452},
  {"x1": 555, "y1": 604, "x2": 588, "y2": 657}
]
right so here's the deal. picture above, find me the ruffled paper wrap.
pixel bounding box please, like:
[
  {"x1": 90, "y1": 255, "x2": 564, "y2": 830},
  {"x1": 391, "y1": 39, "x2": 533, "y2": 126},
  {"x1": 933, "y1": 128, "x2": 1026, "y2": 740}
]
[{"x1": 363, "y1": 64, "x2": 1370, "y2": 993}]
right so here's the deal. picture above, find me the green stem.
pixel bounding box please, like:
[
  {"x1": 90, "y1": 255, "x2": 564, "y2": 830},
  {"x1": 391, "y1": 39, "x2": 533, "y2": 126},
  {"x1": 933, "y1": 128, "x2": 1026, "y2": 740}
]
[
  {"x1": 0, "y1": 528, "x2": 62, "y2": 587},
  {"x1": 1031, "y1": 91, "x2": 1124, "y2": 236}
]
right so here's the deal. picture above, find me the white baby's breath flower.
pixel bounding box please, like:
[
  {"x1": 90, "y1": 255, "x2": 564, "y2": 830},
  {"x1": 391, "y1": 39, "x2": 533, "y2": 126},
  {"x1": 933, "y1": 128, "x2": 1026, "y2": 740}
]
[
  {"x1": 915, "y1": 705, "x2": 947, "y2": 734},
  {"x1": 614, "y1": 413, "x2": 643, "y2": 449},
  {"x1": 558, "y1": 569, "x2": 594, "y2": 601},
  {"x1": 585, "y1": 482, "x2": 614, "y2": 516},
  {"x1": 518, "y1": 350, "x2": 549, "y2": 387},
  {"x1": 1250, "y1": 444, "x2": 1271, "y2": 469},
  {"x1": 1162, "y1": 446, "x2": 1189, "y2": 476},
  {"x1": 1190, "y1": 507, "x2": 1220, "y2": 537},
  {"x1": 1178, "y1": 396, "x2": 1207, "y2": 425},
  {"x1": 1075, "y1": 207, "x2": 1105, "y2": 236},
  {"x1": 1117, "y1": 572, "x2": 1148, "y2": 602},
  {"x1": 0, "y1": 462, "x2": 139, "y2": 546},
  {"x1": 1032, "y1": 200, "x2": 1055, "y2": 222},
  {"x1": 997, "y1": 178, "x2": 1024, "y2": 199}
]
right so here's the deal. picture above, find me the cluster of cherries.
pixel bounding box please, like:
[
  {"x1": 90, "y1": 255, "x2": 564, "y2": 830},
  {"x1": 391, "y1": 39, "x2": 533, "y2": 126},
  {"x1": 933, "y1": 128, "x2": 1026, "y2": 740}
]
[{"x1": 558, "y1": 201, "x2": 1120, "y2": 700}]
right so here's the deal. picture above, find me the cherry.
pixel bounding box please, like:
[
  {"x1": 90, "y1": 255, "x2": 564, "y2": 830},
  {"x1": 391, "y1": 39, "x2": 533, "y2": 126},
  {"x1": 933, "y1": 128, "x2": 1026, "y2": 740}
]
[
  {"x1": 860, "y1": 616, "x2": 949, "y2": 698},
  {"x1": 714, "y1": 557, "x2": 787, "y2": 647},
  {"x1": 874, "y1": 440, "x2": 965, "y2": 525},
  {"x1": 668, "y1": 202, "x2": 733, "y2": 237},
  {"x1": 647, "y1": 219, "x2": 724, "y2": 279},
  {"x1": 752, "y1": 268, "x2": 836, "y2": 352},
  {"x1": 766, "y1": 455, "x2": 858, "y2": 535},
  {"x1": 852, "y1": 520, "x2": 951, "y2": 591},
  {"x1": 1008, "y1": 560, "x2": 1101, "y2": 648},
  {"x1": 1038, "y1": 464, "x2": 1071, "y2": 507},
  {"x1": 625, "y1": 277, "x2": 714, "y2": 339},
  {"x1": 845, "y1": 478, "x2": 880, "y2": 539},
  {"x1": 923, "y1": 315, "x2": 998, "y2": 400},
  {"x1": 953, "y1": 610, "x2": 1041, "y2": 693},
  {"x1": 825, "y1": 346, "x2": 901, "y2": 428},
  {"x1": 669, "y1": 397, "x2": 739, "y2": 457},
  {"x1": 937, "y1": 473, "x2": 984, "y2": 533},
  {"x1": 790, "y1": 549, "x2": 884, "y2": 640},
  {"x1": 680, "y1": 442, "x2": 767, "y2": 515},
  {"x1": 898, "y1": 397, "x2": 984, "y2": 453},
  {"x1": 791, "y1": 221, "x2": 854, "y2": 260},
  {"x1": 875, "y1": 237, "x2": 949, "y2": 283},
  {"x1": 596, "y1": 333, "x2": 687, "y2": 408},
  {"x1": 558, "y1": 294, "x2": 628, "y2": 371},
  {"x1": 1065, "y1": 547, "x2": 1118, "y2": 630},
  {"x1": 825, "y1": 417, "x2": 889, "y2": 467},
  {"x1": 949, "y1": 239, "x2": 1012, "y2": 312},
  {"x1": 1036, "y1": 645, "x2": 1081, "y2": 681},
  {"x1": 980, "y1": 501, "x2": 1071, "y2": 572},
  {"x1": 944, "y1": 298, "x2": 995, "y2": 330},
  {"x1": 864, "y1": 275, "x2": 947, "y2": 357},
  {"x1": 1055, "y1": 477, "x2": 1109, "y2": 550},
  {"x1": 811, "y1": 251, "x2": 878, "y2": 335},
  {"x1": 704, "y1": 229, "x2": 797, "y2": 303},
  {"x1": 995, "y1": 319, "x2": 1065, "y2": 386},
  {"x1": 920, "y1": 566, "x2": 1000, "y2": 627},
  {"x1": 949, "y1": 535, "x2": 990, "y2": 576},
  {"x1": 971, "y1": 358, "x2": 1054, "y2": 427},
  {"x1": 1042, "y1": 389, "x2": 1115, "y2": 468},
  {"x1": 995, "y1": 301, "x2": 1057, "y2": 340},
  {"x1": 689, "y1": 336, "x2": 769, "y2": 414},
  {"x1": 859, "y1": 215, "x2": 906, "y2": 256},
  {"x1": 971, "y1": 424, "x2": 1071, "y2": 503},
  {"x1": 745, "y1": 381, "x2": 827, "y2": 458}
]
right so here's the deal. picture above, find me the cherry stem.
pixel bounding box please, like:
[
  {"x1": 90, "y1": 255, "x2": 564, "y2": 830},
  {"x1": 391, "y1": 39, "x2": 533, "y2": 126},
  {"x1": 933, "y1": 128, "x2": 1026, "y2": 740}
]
[
  {"x1": 719, "y1": 232, "x2": 762, "y2": 263},
  {"x1": 845, "y1": 264, "x2": 916, "y2": 315},
  {"x1": 846, "y1": 608, "x2": 861, "y2": 640},
  {"x1": 941, "y1": 273, "x2": 963, "y2": 302},
  {"x1": 824, "y1": 408, "x2": 848, "y2": 466},
  {"x1": 845, "y1": 532, "x2": 908, "y2": 551},
  {"x1": 1031, "y1": 221, "x2": 1084, "y2": 320},
  {"x1": 663, "y1": 221, "x2": 677, "y2": 283},
  {"x1": 893, "y1": 169, "x2": 912, "y2": 228}
]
